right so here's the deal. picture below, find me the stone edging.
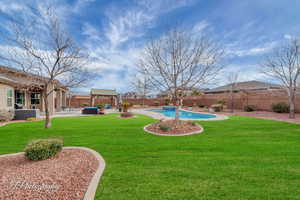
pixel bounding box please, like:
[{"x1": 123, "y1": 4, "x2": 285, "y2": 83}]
[
  {"x1": 143, "y1": 123, "x2": 204, "y2": 136},
  {"x1": 0, "y1": 119, "x2": 43, "y2": 127},
  {"x1": 0, "y1": 147, "x2": 106, "y2": 200}
]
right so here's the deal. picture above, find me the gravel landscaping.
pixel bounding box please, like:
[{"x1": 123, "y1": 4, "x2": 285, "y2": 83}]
[
  {"x1": 0, "y1": 148, "x2": 99, "y2": 200},
  {"x1": 144, "y1": 120, "x2": 203, "y2": 136}
]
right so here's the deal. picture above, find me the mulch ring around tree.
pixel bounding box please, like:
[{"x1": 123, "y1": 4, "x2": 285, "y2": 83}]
[
  {"x1": 0, "y1": 147, "x2": 104, "y2": 200},
  {"x1": 144, "y1": 120, "x2": 203, "y2": 136}
]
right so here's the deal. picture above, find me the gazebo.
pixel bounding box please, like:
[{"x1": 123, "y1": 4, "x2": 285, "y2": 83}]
[{"x1": 90, "y1": 89, "x2": 118, "y2": 107}]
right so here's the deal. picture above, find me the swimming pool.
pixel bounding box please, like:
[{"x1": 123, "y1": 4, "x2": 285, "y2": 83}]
[{"x1": 150, "y1": 109, "x2": 216, "y2": 119}]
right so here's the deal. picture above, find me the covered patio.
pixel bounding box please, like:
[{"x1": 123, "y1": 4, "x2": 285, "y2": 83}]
[{"x1": 90, "y1": 89, "x2": 118, "y2": 107}]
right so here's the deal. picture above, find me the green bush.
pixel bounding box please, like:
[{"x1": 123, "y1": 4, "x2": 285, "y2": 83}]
[
  {"x1": 211, "y1": 104, "x2": 223, "y2": 112},
  {"x1": 159, "y1": 124, "x2": 170, "y2": 132},
  {"x1": 187, "y1": 121, "x2": 197, "y2": 126},
  {"x1": 244, "y1": 105, "x2": 257, "y2": 112},
  {"x1": 164, "y1": 99, "x2": 171, "y2": 106},
  {"x1": 217, "y1": 100, "x2": 226, "y2": 105},
  {"x1": 24, "y1": 138, "x2": 63, "y2": 161},
  {"x1": 96, "y1": 104, "x2": 105, "y2": 110},
  {"x1": 272, "y1": 102, "x2": 289, "y2": 113},
  {"x1": 154, "y1": 101, "x2": 160, "y2": 106},
  {"x1": 120, "y1": 102, "x2": 132, "y2": 112}
]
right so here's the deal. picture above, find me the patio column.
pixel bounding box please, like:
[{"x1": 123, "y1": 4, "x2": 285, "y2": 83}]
[
  {"x1": 62, "y1": 91, "x2": 67, "y2": 107},
  {"x1": 90, "y1": 95, "x2": 95, "y2": 107},
  {"x1": 56, "y1": 89, "x2": 62, "y2": 112},
  {"x1": 24, "y1": 90, "x2": 30, "y2": 109}
]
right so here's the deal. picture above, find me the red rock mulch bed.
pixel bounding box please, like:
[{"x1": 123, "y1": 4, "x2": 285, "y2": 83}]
[
  {"x1": 145, "y1": 120, "x2": 202, "y2": 136},
  {"x1": 0, "y1": 149, "x2": 99, "y2": 200},
  {"x1": 120, "y1": 112, "x2": 135, "y2": 118}
]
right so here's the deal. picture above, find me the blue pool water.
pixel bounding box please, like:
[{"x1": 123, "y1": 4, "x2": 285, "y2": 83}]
[{"x1": 150, "y1": 109, "x2": 216, "y2": 119}]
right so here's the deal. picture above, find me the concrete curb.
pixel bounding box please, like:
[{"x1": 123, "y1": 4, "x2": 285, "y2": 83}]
[
  {"x1": 143, "y1": 123, "x2": 204, "y2": 136},
  {"x1": 132, "y1": 108, "x2": 228, "y2": 121},
  {"x1": 0, "y1": 147, "x2": 106, "y2": 200},
  {"x1": 65, "y1": 147, "x2": 105, "y2": 200}
]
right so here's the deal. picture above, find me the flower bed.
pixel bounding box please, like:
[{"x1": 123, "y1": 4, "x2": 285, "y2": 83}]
[{"x1": 144, "y1": 120, "x2": 203, "y2": 136}]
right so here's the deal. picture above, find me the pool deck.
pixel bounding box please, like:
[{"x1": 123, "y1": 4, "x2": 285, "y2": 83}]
[{"x1": 132, "y1": 108, "x2": 228, "y2": 121}]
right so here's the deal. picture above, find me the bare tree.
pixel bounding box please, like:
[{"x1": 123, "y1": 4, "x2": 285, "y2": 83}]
[
  {"x1": 0, "y1": 8, "x2": 89, "y2": 128},
  {"x1": 227, "y1": 72, "x2": 239, "y2": 113},
  {"x1": 138, "y1": 28, "x2": 224, "y2": 121},
  {"x1": 261, "y1": 39, "x2": 300, "y2": 119},
  {"x1": 131, "y1": 74, "x2": 151, "y2": 107}
]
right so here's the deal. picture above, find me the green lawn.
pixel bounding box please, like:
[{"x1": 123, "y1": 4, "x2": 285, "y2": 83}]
[{"x1": 1, "y1": 114, "x2": 300, "y2": 200}]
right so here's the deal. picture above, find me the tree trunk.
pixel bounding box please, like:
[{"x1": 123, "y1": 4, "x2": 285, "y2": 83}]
[
  {"x1": 230, "y1": 90, "x2": 234, "y2": 113},
  {"x1": 175, "y1": 98, "x2": 180, "y2": 121},
  {"x1": 43, "y1": 90, "x2": 52, "y2": 129},
  {"x1": 288, "y1": 92, "x2": 296, "y2": 119}
]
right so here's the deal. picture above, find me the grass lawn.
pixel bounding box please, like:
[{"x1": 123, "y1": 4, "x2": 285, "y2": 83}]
[{"x1": 1, "y1": 114, "x2": 300, "y2": 200}]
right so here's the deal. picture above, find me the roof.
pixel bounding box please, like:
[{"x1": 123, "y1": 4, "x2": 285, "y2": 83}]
[
  {"x1": 0, "y1": 75, "x2": 17, "y2": 85},
  {"x1": 0, "y1": 65, "x2": 64, "y2": 89},
  {"x1": 90, "y1": 89, "x2": 118, "y2": 96},
  {"x1": 206, "y1": 81, "x2": 282, "y2": 93}
]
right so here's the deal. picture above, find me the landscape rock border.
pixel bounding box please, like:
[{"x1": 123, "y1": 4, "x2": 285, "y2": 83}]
[
  {"x1": 0, "y1": 147, "x2": 106, "y2": 200},
  {"x1": 143, "y1": 123, "x2": 204, "y2": 136}
]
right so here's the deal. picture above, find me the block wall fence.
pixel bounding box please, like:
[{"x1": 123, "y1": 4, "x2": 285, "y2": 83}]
[{"x1": 68, "y1": 89, "x2": 300, "y2": 112}]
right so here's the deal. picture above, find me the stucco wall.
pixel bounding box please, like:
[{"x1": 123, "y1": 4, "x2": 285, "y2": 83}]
[{"x1": 0, "y1": 83, "x2": 14, "y2": 110}]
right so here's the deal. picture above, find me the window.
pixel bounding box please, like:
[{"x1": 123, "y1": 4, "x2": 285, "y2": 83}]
[
  {"x1": 7, "y1": 88, "x2": 13, "y2": 107},
  {"x1": 15, "y1": 91, "x2": 25, "y2": 106},
  {"x1": 31, "y1": 93, "x2": 41, "y2": 105}
]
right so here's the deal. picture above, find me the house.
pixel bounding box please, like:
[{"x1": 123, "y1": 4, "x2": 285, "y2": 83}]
[
  {"x1": 205, "y1": 81, "x2": 283, "y2": 94},
  {"x1": 0, "y1": 66, "x2": 68, "y2": 114},
  {"x1": 157, "y1": 87, "x2": 208, "y2": 98}
]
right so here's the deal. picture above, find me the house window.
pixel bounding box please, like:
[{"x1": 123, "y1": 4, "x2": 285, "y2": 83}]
[
  {"x1": 15, "y1": 91, "x2": 25, "y2": 106},
  {"x1": 31, "y1": 93, "x2": 41, "y2": 105},
  {"x1": 7, "y1": 88, "x2": 13, "y2": 107}
]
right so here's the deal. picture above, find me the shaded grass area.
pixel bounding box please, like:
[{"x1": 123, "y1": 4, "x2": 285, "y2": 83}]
[{"x1": 1, "y1": 114, "x2": 300, "y2": 199}]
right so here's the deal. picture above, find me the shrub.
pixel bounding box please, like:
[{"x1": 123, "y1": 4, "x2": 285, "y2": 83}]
[
  {"x1": 24, "y1": 138, "x2": 63, "y2": 161},
  {"x1": 159, "y1": 124, "x2": 170, "y2": 132},
  {"x1": 187, "y1": 121, "x2": 197, "y2": 126},
  {"x1": 0, "y1": 109, "x2": 14, "y2": 122},
  {"x1": 211, "y1": 104, "x2": 223, "y2": 112},
  {"x1": 244, "y1": 105, "x2": 257, "y2": 112},
  {"x1": 120, "y1": 102, "x2": 132, "y2": 112},
  {"x1": 198, "y1": 104, "x2": 205, "y2": 108},
  {"x1": 26, "y1": 117, "x2": 38, "y2": 121},
  {"x1": 164, "y1": 99, "x2": 170, "y2": 106},
  {"x1": 96, "y1": 104, "x2": 105, "y2": 110},
  {"x1": 154, "y1": 101, "x2": 160, "y2": 106},
  {"x1": 217, "y1": 100, "x2": 226, "y2": 105},
  {"x1": 120, "y1": 112, "x2": 134, "y2": 118},
  {"x1": 272, "y1": 102, "x2": 289, "y2": 113}
]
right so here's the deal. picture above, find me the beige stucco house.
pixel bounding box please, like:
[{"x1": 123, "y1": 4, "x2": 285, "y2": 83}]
[{"x1": 0, "y1": 66, "x2": 67, "y2": 114}]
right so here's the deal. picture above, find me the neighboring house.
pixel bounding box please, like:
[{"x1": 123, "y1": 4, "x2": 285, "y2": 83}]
[
  {"x1": 157, "y1": 87, "x2": 208, "y2": 98},
  {"x1": 90, "y1": 89, "x2": 118, "y2": 106},
  {"x1": 205, "y1": 81, "x2": 283, "y2": 94},
  {"x1": 122, "y1": 92, "x2": 138, "y2": 99},
  {"x1": 0, "y1": 66, "x2": 68, "y2": 114},
  {"x1": 122, "y1": 91, "x2": 152, "y2": 99}
]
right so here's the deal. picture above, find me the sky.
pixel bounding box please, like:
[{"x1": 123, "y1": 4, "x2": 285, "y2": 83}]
[{"x1": 0, "y1": 0, "x2": 299, "y2": 94}]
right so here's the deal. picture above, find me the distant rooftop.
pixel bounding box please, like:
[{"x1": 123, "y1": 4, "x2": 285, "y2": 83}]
[
  {"x1": 206, "y1": 81, "x2": 282, "y2": 93},
  {"x1": 90, "y1": 89, "x2": 118, "y2": 96}
]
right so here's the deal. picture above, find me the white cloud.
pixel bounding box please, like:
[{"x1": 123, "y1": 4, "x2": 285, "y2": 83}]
[
  {"x1": 0, "y1": 2, "x2": 24, "y2": 14},
  {"x1": 227, "y1": 41, "x2": 277, "y2": 57},
  {"x1": 192, "y1": 20, "x2": 209, "y2": 33}
]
